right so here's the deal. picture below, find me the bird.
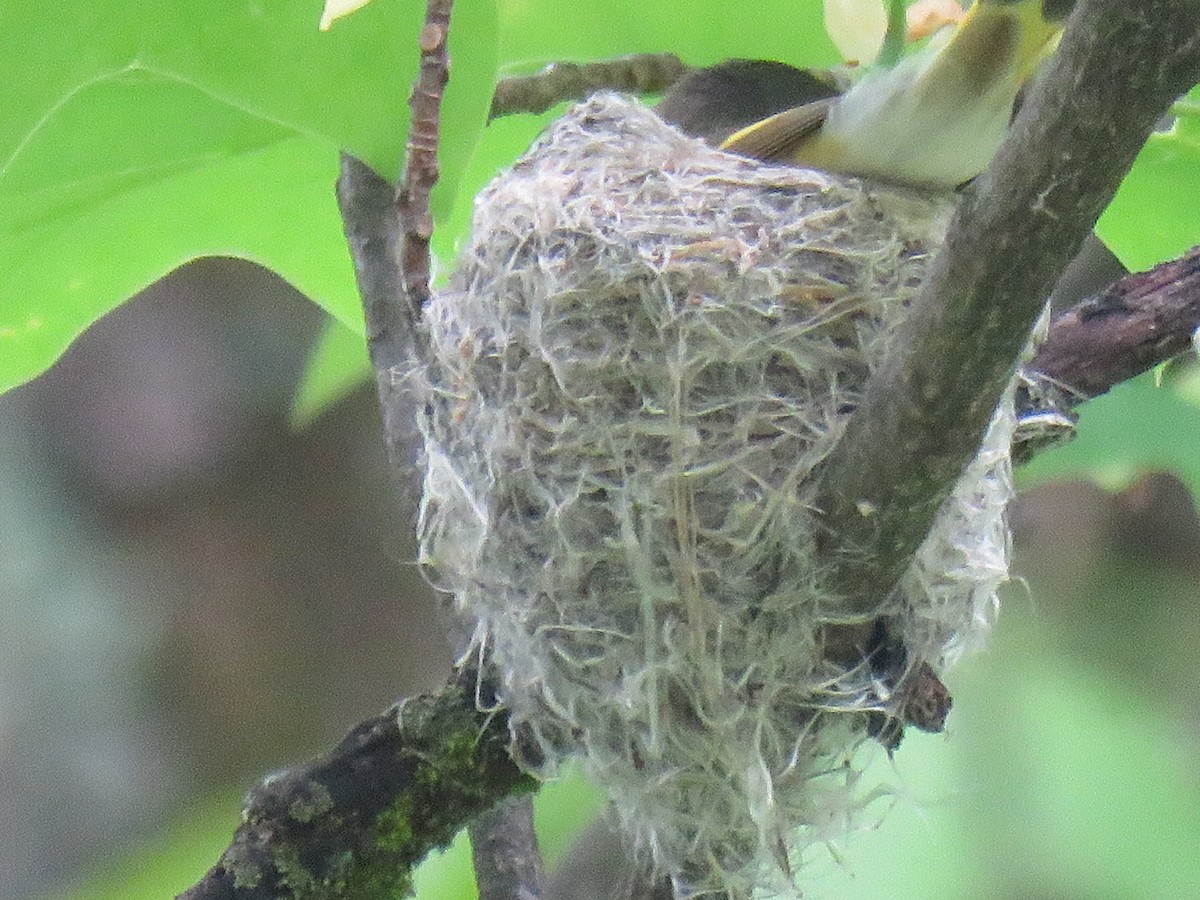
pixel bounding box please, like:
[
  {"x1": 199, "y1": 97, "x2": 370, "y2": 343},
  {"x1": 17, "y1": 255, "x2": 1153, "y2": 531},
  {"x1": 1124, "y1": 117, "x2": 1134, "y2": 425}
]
[{"x1": 716, "y1": 0, "x2": 1074, "y2": 188}]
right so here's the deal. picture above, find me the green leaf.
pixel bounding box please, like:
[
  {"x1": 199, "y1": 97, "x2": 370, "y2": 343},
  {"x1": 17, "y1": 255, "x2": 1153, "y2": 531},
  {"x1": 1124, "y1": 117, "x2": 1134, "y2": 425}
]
[
  {"x1": 290, "y1": 317, "x2": 373, "y2": 428},
  {"x1": 1097, "y1": 84, "x2": 1200, "y2": 271},
  {"x1": 0, "y1": 0, "x2": 499, "y2": 394},
  {"x1": 0, "y1": 133, "x2": 355, "y2": 394},
  {"x1": 3, "y1": 0, "x2": 839, "y2": 398}
]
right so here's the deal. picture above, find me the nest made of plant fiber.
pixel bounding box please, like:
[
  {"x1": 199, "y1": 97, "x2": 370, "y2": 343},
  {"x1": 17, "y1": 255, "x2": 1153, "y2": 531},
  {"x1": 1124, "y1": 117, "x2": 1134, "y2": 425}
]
[{"x1": 417, "y1": 94, "x2": 1017, "y2": 897}]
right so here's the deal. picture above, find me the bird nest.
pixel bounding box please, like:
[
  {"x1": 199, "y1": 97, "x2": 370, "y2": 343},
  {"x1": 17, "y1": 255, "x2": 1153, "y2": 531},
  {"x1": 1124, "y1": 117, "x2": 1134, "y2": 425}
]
[{"x1": 416, "y1": 94, "x2": 1016, "y2": 896}]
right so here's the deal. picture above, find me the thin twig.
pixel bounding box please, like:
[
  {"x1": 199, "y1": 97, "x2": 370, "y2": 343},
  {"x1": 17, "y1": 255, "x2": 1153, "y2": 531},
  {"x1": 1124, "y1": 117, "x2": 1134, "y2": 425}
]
[
  {"x1": 489, "y1": 53, "x2": 691, "y2": 119},
  {"x1": 470, "y1": 795, "x2": 545, "y2": 900},
  {"x1": 813, "y1": 0, "x2": 1200, "y2": 635},
  {"x1": 396, "y1": 0, "x2": 454, "y2": 320},
  {"x1": 1029, "y1": 245, "x2": 1200, "y2": 398}
]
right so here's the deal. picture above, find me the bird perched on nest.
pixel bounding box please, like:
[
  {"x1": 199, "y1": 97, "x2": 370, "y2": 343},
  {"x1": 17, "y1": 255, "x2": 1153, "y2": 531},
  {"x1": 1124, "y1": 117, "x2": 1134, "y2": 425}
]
[{"x1": 660, "y1": 0, "x2": 1074, "y2": 188}]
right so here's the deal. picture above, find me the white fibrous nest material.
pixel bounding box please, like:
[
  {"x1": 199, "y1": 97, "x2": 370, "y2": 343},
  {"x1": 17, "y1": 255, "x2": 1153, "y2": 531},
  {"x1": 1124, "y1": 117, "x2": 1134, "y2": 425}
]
[{"x1": 417, "y1": 94, "x2": 1017, "y2": 896}]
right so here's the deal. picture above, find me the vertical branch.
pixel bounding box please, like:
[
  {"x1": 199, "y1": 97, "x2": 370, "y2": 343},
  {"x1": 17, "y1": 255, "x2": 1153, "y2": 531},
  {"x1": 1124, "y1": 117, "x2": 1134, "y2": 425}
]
[
  {"x1": 470, "y1": 796, "x2": 545, "y2": 900},
  {"x1": 337, "y1": 155, "x2": 419, "y2": 471},
  {"x1": 336, "y1": 0, "x2": 453, "y2": 382},
  {"x1": 336, "y1": 0, "x2": 453, "y2": 465},
  {"x1": 396, "y1": 0, "x2": 454, "y2": 321},
  {"x1": 346, "y1": 2, "x2": 550, "y2": 897}
]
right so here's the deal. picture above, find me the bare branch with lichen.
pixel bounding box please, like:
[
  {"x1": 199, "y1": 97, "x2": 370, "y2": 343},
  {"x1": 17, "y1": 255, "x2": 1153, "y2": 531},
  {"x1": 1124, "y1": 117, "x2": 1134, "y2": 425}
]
[{"x1": 179, "y1": 666, "x2": 532, "y2": 900}]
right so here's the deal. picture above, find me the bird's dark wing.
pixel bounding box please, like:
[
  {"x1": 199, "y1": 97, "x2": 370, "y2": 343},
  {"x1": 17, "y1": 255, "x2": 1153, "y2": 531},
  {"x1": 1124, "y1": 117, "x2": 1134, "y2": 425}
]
[{"x1": 656, "y1": 59, "x2": 839, "y2": 146}]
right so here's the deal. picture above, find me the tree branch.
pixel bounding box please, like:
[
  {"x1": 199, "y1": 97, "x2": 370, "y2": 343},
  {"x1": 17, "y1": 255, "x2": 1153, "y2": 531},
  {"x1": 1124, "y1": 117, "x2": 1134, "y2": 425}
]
[
  {"x1": 470, "y1": 795, "x2": 544, "y2": 900},
  {"x1": 336, "y1": 155, "x2": 422, "y2": 473},
  {"x1": 1029, "y1": 245, "x2": 1200, "y2": 398},
  {"x1": 335, "y1": 0, "x2": 455, "y2": 477},
  {"x1": 814, "y1": 0, "x2": 1200, "y2": 624},
  {"x1": 336, "y1": 0, "x2": 454, "y2": 380},
  {"x1": 397, "y1": 0, "x2": 453, "y2": 320},
  {"x1": 488, "y1": 53, "x2": 690, "y2": 119},
  {"x1": 179, "y1": 666, "x2": 532, "y2": 900}
]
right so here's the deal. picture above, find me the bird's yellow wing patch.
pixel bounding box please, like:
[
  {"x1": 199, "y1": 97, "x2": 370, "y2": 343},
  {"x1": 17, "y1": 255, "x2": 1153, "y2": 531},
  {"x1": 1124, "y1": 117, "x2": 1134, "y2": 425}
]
[{"x1": 720, "y1": 99, "x2": 834, "y2": 161}]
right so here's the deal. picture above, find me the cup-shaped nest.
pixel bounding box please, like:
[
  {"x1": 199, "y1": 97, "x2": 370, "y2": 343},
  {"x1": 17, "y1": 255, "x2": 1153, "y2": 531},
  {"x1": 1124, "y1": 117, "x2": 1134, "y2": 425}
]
[{"x1": 417, "y1": 94, "x2": 1015, "y2": 896}]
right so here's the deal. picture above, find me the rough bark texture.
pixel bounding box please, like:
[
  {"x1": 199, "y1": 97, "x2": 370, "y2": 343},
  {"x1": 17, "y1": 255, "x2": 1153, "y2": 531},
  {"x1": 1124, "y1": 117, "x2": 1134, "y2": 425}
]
[
  {"x1": 179, "y1": 667, "x2": 532, "y2": 899},
  {"x1": 1030, "y1": 246, "x2": 1200, "y2": 398}
]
